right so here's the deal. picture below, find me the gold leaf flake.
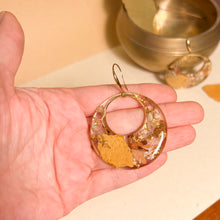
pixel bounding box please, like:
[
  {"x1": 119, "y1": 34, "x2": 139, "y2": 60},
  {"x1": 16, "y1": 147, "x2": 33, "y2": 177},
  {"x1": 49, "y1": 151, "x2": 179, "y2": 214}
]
[
  {"x1": 97, "y1": 134, "x2": 134, "y2": 168},
  {"x1": 203, "y1": 84, "x2": 220, "y2": 102}
]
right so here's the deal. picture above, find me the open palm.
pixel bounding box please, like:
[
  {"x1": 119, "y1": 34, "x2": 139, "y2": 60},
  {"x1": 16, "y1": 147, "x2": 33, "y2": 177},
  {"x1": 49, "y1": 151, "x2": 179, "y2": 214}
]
[{"x1": 0, "y1": 12, "x2": 204, "y2": 220}]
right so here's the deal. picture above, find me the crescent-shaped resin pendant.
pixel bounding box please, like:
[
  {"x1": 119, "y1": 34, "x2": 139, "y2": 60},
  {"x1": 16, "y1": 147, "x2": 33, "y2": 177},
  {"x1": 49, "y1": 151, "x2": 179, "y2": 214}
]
[{"x1": 90, "y1": 64, "x2": 167, "y2": 169}]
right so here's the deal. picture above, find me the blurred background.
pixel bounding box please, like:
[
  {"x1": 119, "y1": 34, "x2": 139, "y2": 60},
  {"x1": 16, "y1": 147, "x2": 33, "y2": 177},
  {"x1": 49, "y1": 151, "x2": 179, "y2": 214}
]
[
  {"x1": 1, "y1": 0, "x2": 219, "y2": 85},
  {"x1": 1, "y1": 0, "x2": 121, "y2": 85}
]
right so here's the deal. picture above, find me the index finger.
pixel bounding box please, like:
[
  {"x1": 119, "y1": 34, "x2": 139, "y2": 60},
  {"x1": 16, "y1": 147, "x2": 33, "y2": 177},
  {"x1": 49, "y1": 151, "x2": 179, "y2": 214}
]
[{"x1": 70, "y1": 83, "x2": 177, "y2": 117}]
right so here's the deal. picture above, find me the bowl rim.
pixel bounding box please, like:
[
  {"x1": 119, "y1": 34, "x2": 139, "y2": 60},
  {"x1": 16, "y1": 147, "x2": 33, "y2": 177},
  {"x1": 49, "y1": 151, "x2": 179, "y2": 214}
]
[{"x1": 119, "y1": 0, "x2": 220, "y2": 52}]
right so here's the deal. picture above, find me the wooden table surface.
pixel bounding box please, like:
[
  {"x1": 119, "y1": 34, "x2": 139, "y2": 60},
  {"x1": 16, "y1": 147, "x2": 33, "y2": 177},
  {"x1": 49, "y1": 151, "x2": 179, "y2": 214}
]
[{"x1": 194, "y1": 199, "x2": 220, "y2": 220}]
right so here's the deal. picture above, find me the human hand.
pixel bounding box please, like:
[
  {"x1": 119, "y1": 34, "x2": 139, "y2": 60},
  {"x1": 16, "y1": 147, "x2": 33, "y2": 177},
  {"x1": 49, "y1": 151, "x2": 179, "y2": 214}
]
[{"x1": 0, "y1": 12, "x2": 204, "y2": 220}]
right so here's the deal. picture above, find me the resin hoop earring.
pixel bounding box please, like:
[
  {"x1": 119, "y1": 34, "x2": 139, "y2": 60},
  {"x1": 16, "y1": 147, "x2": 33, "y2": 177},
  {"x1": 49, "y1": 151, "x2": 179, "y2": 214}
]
[
  {"x1": 165, "y1": 39, "x2": 212, "y2": 89},
  {"x1": 90, "y1": 64, "x2": 167, "y2": 169}
]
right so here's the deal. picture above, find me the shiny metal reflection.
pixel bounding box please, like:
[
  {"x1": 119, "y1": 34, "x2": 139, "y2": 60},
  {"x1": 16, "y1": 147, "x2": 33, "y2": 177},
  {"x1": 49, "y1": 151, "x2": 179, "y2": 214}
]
[{"x1": 117, "y1": 0, "x2": 220, "y2": 73}]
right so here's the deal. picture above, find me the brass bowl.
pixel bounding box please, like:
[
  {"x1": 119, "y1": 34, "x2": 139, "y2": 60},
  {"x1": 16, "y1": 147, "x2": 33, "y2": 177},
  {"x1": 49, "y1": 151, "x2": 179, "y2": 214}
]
[{"x1": 116, "y1": 0, "x2": 220, "y2": 73}]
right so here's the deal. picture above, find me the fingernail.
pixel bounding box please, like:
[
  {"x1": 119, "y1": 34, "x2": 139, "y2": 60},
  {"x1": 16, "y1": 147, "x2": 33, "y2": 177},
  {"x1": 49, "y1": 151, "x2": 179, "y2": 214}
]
[{"x1": 0, "y1": 11, "x2": 6, "y2": 23}]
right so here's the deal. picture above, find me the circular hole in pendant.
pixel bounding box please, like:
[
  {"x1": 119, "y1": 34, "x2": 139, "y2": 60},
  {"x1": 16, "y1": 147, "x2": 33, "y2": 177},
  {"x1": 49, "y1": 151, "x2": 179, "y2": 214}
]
[
  {"x1": 105, "y1": 96, "x2": 145, "y2": 135},
  {"x1": 179, "y1": 56, "x2": 205, "y2": 74}
]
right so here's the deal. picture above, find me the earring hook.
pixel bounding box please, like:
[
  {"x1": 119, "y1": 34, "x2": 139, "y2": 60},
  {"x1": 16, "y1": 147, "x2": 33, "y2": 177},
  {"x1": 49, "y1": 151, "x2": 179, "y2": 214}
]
[
  {"x1": 186, "y1": 39, "x2": 192, "y2": 53},
  {"x1": 112, "y1": 63, "x2": 128, "y2": 93}
]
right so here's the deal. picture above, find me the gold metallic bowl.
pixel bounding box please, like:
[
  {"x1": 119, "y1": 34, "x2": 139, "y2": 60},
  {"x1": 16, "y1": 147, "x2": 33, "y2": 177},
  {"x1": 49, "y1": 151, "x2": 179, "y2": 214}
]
[{"x1": 116, "y1": 0, "x2": 220, "y2": 73}]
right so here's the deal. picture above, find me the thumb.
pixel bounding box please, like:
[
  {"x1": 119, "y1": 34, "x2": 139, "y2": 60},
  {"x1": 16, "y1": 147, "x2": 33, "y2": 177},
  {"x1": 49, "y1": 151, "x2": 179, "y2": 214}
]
[{"x1": 0, "y1": 11, "x2": 24, "y2": 95}]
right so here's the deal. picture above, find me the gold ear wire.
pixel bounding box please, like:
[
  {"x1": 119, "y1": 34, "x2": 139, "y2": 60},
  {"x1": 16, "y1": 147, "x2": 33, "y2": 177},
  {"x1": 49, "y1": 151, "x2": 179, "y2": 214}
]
[
  {"x1": 112, "y1": 63, "x2": 128, "y2": 93},
  {"x1": 186, "y1": 39, "x2": 192, "y2": 53}
]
